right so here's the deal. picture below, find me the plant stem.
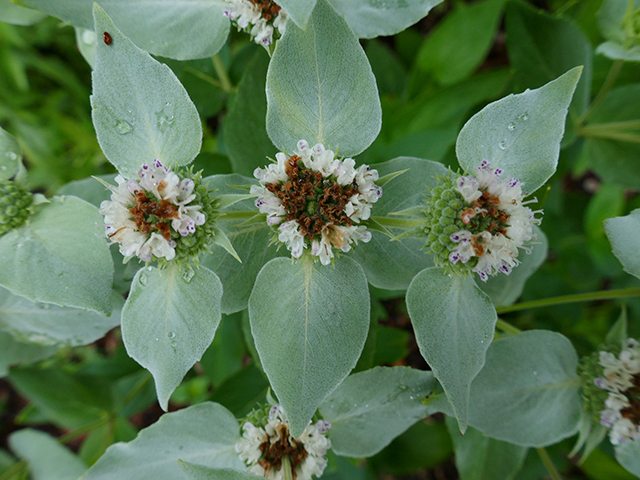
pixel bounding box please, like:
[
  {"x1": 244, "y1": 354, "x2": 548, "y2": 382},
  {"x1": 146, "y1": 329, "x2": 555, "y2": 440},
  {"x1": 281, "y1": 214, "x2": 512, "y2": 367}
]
[
  {"x1": 496, "y1": 287, "x2": 640, "y2": 315},
  {"x1": 183, "y1": 65, "x2": 223, "y2": 89},
  {"x1": 537, "y1": 447, "x2": 563, "y2": 480},
  {"x1": 579, "y1": 60, "x2": 623, "y2": 125},
  {"x1": 282, "y1": 458, "x2": 294, "y2": 480},
  {"x1": 576, "y1": 127, "x2": 640, "y2": 144},
  {"x1": 0, "y1": 461, "x2": 27, "y2": 480},
  {"x1": 496, "y1": 318, "x2": 521, "y2": 335},
  {"x1": 58, "y1": 415, "x2": 112, "y2": 444},
  {"x1": 211, "y1": 54, "x2": 234, "y2": 93},
  {"x1": 373, "y1": 216, "x2": 424, "y2": 229}
]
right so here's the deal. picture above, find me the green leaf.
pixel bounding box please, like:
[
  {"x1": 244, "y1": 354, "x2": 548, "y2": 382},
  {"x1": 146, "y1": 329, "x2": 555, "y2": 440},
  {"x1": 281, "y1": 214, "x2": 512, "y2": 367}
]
[
  {"x1": 22, "y1": 0, "x2": 229, "y2": 60},
  {"x1": 248, "y1": 254, "x2": 370, "y2": 437},
  {"x1": 179, "y1": 463, "x2": 258, "y2": 480},
  {"x1": 9, "y1": 368, "x2": 113, "y2": 429},
  {"x1": 57, "y1": 174, "x2": 117, "y2": 207},
  {"x1": 200, "y1": 174, "x2": 284, "y2": 314},
  {"x1": 585, "y1": 184, "x2": 625, "y2": 240},
  {"x1": 582, "y1": 84, "x2": 640, "y2": 189},
  {"x1": 210, "y1": 363, "x2": 270, "y2": 418},
  {"x1": 9, "y1": 429, "x2": 87, "y2": 480},
  {"x1": 597, "y1": 0, "x2": 640, "y2": 44},
  {"x1": 606, "y1": 307, "x2": 629, "y2": 348},
  {"x1": 406, "y1": 267, "x2": 497, "y2": 433},
  {"x1": 0, "y1": 125, "x2": 21, "y2": 181},
  {"x1": 122, "y1": 263, "x2": 223, "y2": 411},
  {"x1": 0, "y1": 331, "x2": 57, "y2": 378},
  {"x1": 266, "y1": 0, "x2": 381, "y2": 156},
  {"x1": 327, "y1": 0, "x2": 443, "y2": 38},
  {"x1": 597, "y1": 41, "x2": 640, "y2": 62},
  {"x1": 616, "y1": 438, "x2": 640, "y2": 477},
  {"x1": 465, "y1": 330, "x2": 581, "y2": 447},
  {"x1": 445, "y1": 418, "x2": 527, "y2": 480},
  {"x1": 82, "y1": 403, "x2": 244, "y2": 480},
  {"x1": 0, "y1": 0, "x2": 46, "y2": 26},
  {"x1": 223, "y1": 50, "x2": 278, "y2": 177},
  {"x1": 0, "y1": 286, "x2": 121, "y2": 347},
  {"x1": 351, "y1": 157, "x2": 447, "y2": 290},
  {"x1": 505, "y1": 0, "x2": 593, "y2": 128},
  {"x1": 0, "y1": 196, "x2": 114, "y2": 315},
  {"x1": 478, "y1": 226, "x2": 548, "y2": 307},
  {"x1": 318, "y1": 366, "x2": 434, "y2": 458},
  {"x1": 456, "y1": 67, "x2": 582, "y2": 194},
  {"x1": 278, "y1": 0, "x2": 317, "y2": 28},
  {"x1": 91, "y1": 4, "x2": 202, "y2": 177},
  {"x1": 416, "y1": 0, "x2": 505, "y2": 86},
  {"x1": 604, "y1": 208, "x2": 640, "y2": 279},
  {"x1": 75, "y1": 28, "x2": 96, "y2": 68}
]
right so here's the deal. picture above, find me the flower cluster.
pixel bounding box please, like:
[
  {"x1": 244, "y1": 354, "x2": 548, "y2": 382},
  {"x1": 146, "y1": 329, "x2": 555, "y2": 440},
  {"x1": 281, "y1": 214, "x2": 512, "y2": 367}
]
[
  {"x1": 422, "y1": 160, "x2": 541, "y2": 281},
  {"x1": 99, "y1": 160, "x2": 216, "y2": 264},
  {"x1": 0, "y1": 179, "x2": 34, "y2": 237},
  {"x1": 251, "y1": 140, "x2": 382, "y2": 265},
  {"x1": 222, "y1": 0, "x2": 287, "y2": 46},
  {"x1": 593, "y1": 339, "x2": 640, "y2": 445},
  {"x1": 236, "y1": 404, "x2": 331, "y2": 480}
]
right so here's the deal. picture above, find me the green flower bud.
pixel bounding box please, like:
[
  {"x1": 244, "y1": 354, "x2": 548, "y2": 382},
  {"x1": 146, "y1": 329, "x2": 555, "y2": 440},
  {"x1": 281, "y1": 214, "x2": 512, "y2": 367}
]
[{"x1": 0, "y1": 180, "x2": 34, "y2": 237}]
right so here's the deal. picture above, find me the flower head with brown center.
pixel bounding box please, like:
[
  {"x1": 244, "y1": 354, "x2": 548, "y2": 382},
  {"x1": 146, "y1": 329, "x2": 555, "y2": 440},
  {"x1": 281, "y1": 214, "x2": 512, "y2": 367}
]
[
  {"x1": 236, "y1": 404, "x2": 331, "y2": 480},
  {"x1": 251, "y1": 140, "x2": 382, "y2": 265},
  {"x1": 222, "y1": 0, "x2": 287, "y2": 46}
]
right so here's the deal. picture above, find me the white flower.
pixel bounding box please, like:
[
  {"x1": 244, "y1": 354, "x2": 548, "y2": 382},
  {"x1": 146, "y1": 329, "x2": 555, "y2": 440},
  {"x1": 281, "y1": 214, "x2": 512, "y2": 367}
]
[
  {"x1": 252, "y1": 140, "x2": 381, "y2": 265},
  {"x1": 594, "y1": 339, "x2": 640, "y2": 445},
  {"x1": 235, "y1": 405, "x2": 331, "y2": 480},
  {"x1": 99, "y1": 160, "x2": 206, "y2": 262},
  {"x1": 448, "y1": 160, "x2": 540, "y2": 281},
  {"x1": 222, "y1": 0, "x2": 287, "y2": 46}
]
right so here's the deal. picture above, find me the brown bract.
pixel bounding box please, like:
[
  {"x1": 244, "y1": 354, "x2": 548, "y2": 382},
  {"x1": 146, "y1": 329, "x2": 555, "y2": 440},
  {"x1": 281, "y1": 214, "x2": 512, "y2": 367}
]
[
  {"x1": 258, "y1": 423, "x2": 308, "y2": 480},
  {"x1": 129, "y1": 191, "x2": 179, "y2": 241},
  {"x1": 266, "y1": 155, "x2": 359, "y2": 242},
  {"x1": 462, "y1": 190, "x2": 509, "y2": 236},
  {"x1": 621, "y1": 374, "x2": 640, "y2": 424},
  {"x1": 249, "y1": 0, "x2": 281, "y2": 20}
]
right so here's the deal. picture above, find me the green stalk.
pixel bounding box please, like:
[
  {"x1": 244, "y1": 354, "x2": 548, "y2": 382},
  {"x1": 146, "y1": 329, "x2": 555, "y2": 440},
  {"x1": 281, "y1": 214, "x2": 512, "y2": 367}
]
[
  {"x1": 282, "y1": 457, "x2": 294, "y2": 480},
  {"x1": 0, "y1": 461, "x2": 27, "y2": 480},
  {"x1": 496, "y1": 318, "x2": 521, "y2": 335},
  {"x1": 577, "y1": 127, "x2": 640, "y2": 144},
  {"x1": 496, "y1": 287, "x2": 640, "y2": 315},
  {"x1": 578, "y1": 60, "x2": 623, "y2": 125},
  {"x1": 211, "y1": 54, "x2": 234, "y2": 93},
  {"x1": 58, "y1": 415, "x2": 112, "y2": 444},
  {"x1": 537, "y1": 447, "x2": 563, "y2": 480},
  {"x1": 373, "y1": 216, "x2": 424, "y2": 229}
]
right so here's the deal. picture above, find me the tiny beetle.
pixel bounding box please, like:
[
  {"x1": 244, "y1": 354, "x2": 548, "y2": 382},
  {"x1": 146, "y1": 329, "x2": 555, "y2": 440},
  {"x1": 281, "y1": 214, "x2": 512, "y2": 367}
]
[{"x1": 103, "y1": 32, "x2": 112, "y2": 45}]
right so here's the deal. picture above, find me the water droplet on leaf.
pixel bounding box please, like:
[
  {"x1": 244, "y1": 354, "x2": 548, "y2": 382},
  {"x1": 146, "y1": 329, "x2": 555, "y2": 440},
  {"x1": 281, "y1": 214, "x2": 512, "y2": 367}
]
[
  {"x1": 519, "y1": 112, "x2": 529, "y2": 121},
  {"x1": 0, "y1": 166, "x2": 6, "y2": 171},
  {"x1": 498, "y1": 140, "x2": 507, "y2": 150},
  {"x1": 82, "y1": 30, "x2": 96, "y2": 45},
  {"x1": 507, "y1": 122, "x2": 516, "y2": 131},
  {"x1": 168, "y1": 331, "x2": 176, "y2": 339},
  {"x1": 5, "y1": 152, "x2": 18, "y2": 161},
  {"x1": 115, "y1": 121, "x2": 133, "y2": 135},
  {"x1": 139, "y1": 272, "x2": 148, "y2": 286},
  {"x1": 182, "y1": 269, "x2": 194, "y2": 283}
]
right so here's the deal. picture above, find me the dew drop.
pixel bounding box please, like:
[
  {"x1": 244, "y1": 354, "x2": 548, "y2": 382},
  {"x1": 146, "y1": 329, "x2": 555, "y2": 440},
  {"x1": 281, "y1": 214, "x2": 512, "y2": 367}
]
[
  {"x1": 170, "y1": 340, "x2": 178, "y2": 350},
  {"x1": 115, "y1": 120, "x2": 133, "y2": 135},
  {"x1": 139, "y1": 272, "x2": 148, "y2": 286},
  {"x1": 156, "y1": 113, "x2": 175, "y2": 132},
  {"x1": 507, "y1": 122, "x2": 516, "y2": 131},
  {"x1": 498, "y1": 140, "x2": 507, "y2": 150},
  {"x1": 168, "y1": 331, "x2": 176, "y2": 339},
  {"x1": 519, "y1": 112, "x2": 529, "y2": 121},
  {"x1": 5, "y1": 152, "x2": 18, "y2": 161},
  {"x1": 0, "y1": 166, "x2": 6, "y2": 171},
  {"x1": 182, "y1": 269, "x2": 195, "y2": 283},
  {"x1": 82, "y1": 30, "x2": 96, "y2": 45},
  {"x1": 533, "y1": 371, "x2": 538, "y2": 376},
  {"x1": 37, "y1": 303, "x2": 50, "y2": 310},
  {"x1": 146, "y1": 266, "x2": 153, "y2": 272}
]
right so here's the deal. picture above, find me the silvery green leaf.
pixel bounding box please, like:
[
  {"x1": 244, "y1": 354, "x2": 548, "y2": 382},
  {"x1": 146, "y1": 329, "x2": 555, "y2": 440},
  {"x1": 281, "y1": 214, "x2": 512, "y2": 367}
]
[
  {"x1": 0, "y1": 331, "x2": 57, "y2": 377},
  {"x1": 597, "y1": 0, "x2": 640, "y2": 44},
  {"x1": 466, "y1": 330, "x2": 581, "y2": 447},
  {"x1": 179, "y1": 463, "x2": 259, "y2": 480},
  {"x1": 606, "y1": 307, "x2": 629, "y2": 348},
  {"x1": 616, "y1": 437, "x2": 640, "y2": 477},
  {"x1": 75, "y1": 28, "x2": 96, "y2": 68},
  {"x1": 91, "y1": 4, "x2": 202, "y2": 177},
  {"x1": 0, "y1": 287, "x2": 121, "y2": 348},
  {"x1": 596, "y1": 41, "x2": 640, "y2": 62},
  {"x1": 478, "y1": 226, "x2": 548, "y2": 307},
  {"x1": 277, "y1": 0, "x2": 317, "y2": 28},
  {"x1": 266, "y1": 0, "x2": 381, "y2": 156},
  {"x1": 200, "y1": 174, "x2": 284, "y2": 314},
  {"x1": 351, "y1": 157, "x2": 446, "y2": 290},
  {"x1": 57, "y1": 174, "x2": 117, "y2": 207},
  {"x1": 0, "y1": 0, "x2": 46, "y2": 26},
  {"x1": 456, "y1": 67, "x2": 582, "y2": 194},
  {"x1": 122, "y1": 263, "x2": 223, "y2": 410},
  {"x1": 0, "y1": 196, "x2": 114, "y2": 315},
  {"x1": 327, "y1": 0, "x2": 442, "y2": 38},
  {"x1": 604, "y1": 208, "x2": 640, "y2": 280},
  {"x1": 83, "y1": 403, "x2": 244, "y2": 480},
  {"x1": 406, "y1": 267, "x2": 497, "y2": 433},
  {"x1": 445, "y1": 418, "x2": 527, "y2": 480},
  {"x1": 21, "y1": 0, "x2": 229, "y2": 60},
  {"x1": 318, "y1": 366, "x2": 435, "y2": 457},
  {"x1": 9, "y1": 429, "x2": 87, "y2": 480},
  {"x1": 249, "y1": 254, "x2": 370, "y2": 437},
  {"x1": 0, "y1": 126, "x2": 21, "y2": 181}
]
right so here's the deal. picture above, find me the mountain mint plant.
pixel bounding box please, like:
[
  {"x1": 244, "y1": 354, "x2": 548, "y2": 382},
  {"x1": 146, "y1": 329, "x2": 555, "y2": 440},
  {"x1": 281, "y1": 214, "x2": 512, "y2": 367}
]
[
  {"x1": 5, "y1": 0, "x2": 640, "y2": 479},
  {"x1": 251, "y1": 140, "x2": 381, "y2": 265}
]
